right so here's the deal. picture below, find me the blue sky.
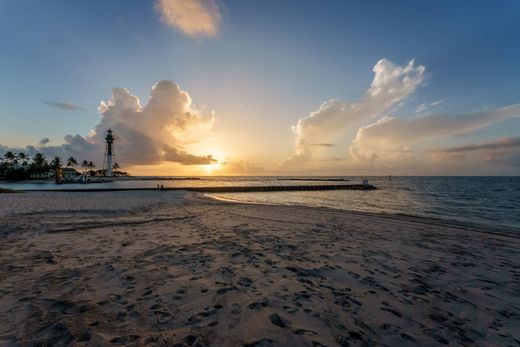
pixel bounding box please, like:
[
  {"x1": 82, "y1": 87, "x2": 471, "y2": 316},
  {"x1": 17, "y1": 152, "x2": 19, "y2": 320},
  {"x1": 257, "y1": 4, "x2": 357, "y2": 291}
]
[{"x1": 1, "y1": 0, "x2": 519, "y2": 174}]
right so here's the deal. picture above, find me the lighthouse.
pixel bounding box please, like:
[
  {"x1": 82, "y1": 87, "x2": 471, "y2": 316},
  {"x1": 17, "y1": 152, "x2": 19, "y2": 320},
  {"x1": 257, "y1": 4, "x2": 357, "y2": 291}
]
[{"x1": 103, "y1": 129, "x2": 115, "y2": 177}]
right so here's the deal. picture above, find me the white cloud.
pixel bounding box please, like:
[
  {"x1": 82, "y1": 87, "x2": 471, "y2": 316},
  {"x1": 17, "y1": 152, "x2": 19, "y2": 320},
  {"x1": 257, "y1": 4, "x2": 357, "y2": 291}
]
[
  {"x1": 415, "y1": 103, "x2": 427, "y2": 113},
  {"x1": 155, "y1": 0, "x2": 221, "y2": 38},
  {"x1": 431, "y1": 99, "x2": 444, "y2": 106},
  {"x1": 415, "y1": 99, "x2": 444, "y2": 113},
  {"x1": 282, "y1": 58, "x2": 425, "y2": 168},
  {"x1": 349, "y1": 103, "x2": 520, "y2": 162}
]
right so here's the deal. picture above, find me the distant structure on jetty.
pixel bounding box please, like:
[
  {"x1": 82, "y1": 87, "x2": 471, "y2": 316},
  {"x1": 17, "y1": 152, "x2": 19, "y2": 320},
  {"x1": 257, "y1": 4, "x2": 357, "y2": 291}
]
[{"x1": 103, "y1": 129, "x2": 115, "y2": 177}]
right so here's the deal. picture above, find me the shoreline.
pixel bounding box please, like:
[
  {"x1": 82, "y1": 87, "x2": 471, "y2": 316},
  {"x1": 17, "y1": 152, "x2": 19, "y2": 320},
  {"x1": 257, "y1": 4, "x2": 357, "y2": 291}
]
[
  {"x1": 1, "y1": 191, "x2": 519, "y2": 345},
  {"x1": 1, "y1": 189, "x2": 518, "y2": 238},
  {"x1": 201, "y1": 192, "x2": 520, "y2": 239}
]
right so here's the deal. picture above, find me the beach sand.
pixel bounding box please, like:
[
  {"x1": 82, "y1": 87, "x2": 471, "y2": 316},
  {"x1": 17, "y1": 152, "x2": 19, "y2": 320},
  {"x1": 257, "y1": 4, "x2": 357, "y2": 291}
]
[{"x1": 0, "y1": 191, "x2": 519, "y2": 346}]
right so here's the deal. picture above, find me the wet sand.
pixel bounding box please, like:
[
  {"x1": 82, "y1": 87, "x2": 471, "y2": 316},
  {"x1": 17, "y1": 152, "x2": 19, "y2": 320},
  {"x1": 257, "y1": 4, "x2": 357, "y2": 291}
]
[{"x1": 0, "y1": 191, "x2": 519, "y2": 346}]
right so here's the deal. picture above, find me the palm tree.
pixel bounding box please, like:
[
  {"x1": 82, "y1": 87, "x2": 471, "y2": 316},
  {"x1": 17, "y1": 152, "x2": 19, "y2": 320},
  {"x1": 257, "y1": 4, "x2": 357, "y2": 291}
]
[
  {"x1": 33, "y1": 153, "x2": 47, "y2": 168},
  {"x1": 81, "y1": 160, "x2": 89, "y2": 172},
  {"x1": 30, "y1": 153, "x2": 48, "y2": 178},
  {"x1": 66, "y1": 156, "x2": 77, "y2": 169},
  {"x1": 3, "y1": 151, "x2": 15, "y2": 164},
  {"x1": 18, "y1": 152, "x2": 29, "y2": 167},
  {"x1": 112, "y1": 162, "x2": 120, "y2": 176},
  {"x1": 50, "y1": 156, "x2": 63, "y2": 183},
  {"x1": 87, "y1": 161, "x2": 95, "y2": 176},
  {"x1": 0, "y1": 158, "x2": 7, "y2": 178}
]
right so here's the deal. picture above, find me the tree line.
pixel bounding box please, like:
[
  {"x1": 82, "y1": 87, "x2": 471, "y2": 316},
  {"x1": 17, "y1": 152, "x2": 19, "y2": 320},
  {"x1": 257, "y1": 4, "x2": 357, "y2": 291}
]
[{"x1": 0, "y1": 151, "x2": 126, "y2": 182}]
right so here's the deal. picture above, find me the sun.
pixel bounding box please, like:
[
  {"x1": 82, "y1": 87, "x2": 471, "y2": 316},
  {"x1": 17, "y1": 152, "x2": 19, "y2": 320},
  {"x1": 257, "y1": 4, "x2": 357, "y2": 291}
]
[
  {"x1": 202, "y1": 149, "x2": 225, "y2": 174},
  {"x1": 203, "y1": 161, "x2": 221, "y2": 174}
]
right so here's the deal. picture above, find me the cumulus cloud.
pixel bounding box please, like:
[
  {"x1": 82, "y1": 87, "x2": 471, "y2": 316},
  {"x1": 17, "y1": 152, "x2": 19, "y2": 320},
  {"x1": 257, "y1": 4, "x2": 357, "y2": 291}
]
[
  {"x1": 1, "y1": 81, "x2": 217, "y2": 167},
  {"x1": 155, "y1": 0, "x2": 221, "y2": 38},
  {"x1": 43, "y1": 100, "x2": 85, "y2": 111},
  {"x1": 349, "y1": 103, "x2": 520, "y2": 162},
  {"x1": 282, "y1": 59, "x2": 425, "y2": 168},
  {"x1": 94, "y1": 81, "x2": 216, "y2": 165},
  {"x1": 38, "y1": 137, "x2": 50, "y2": 146}
]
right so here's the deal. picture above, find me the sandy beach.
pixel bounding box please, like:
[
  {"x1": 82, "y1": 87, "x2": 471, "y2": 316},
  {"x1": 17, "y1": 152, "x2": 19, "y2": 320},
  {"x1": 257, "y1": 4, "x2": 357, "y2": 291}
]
[{"x1": 0, "y1": 191, "x2": 519, "y2": 346}]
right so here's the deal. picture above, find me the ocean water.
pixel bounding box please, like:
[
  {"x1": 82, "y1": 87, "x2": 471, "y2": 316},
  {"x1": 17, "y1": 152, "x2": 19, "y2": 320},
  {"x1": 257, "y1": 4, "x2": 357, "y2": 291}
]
[
  {"x1": 210, "y1": 176, "x2": 520, "y2": 233},
  {"x1": 1, "y1": 176, "x2": 519, "y2": 233}
]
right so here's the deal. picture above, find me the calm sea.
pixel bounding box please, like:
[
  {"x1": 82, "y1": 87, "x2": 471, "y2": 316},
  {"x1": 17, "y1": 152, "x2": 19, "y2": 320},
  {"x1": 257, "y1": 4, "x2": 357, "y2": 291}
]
[{"x1": 1, "y1": 176, "x2": 519, "y2": 233}]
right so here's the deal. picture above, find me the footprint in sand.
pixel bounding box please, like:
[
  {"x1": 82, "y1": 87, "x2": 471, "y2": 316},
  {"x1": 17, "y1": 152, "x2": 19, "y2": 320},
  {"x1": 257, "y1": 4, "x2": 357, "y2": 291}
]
[
  {"x1": 237, "y1": 277, "x2": 253, "y2": 287},
  {"x1": 269, "y1": 313, "x2": 289, "y2": 328},
  {"x1": 379, "y1": 306, "x2": 402, "y2": 318},
  {"x1": 247, "y1": 298, "x2": 269, "y2": 310}
]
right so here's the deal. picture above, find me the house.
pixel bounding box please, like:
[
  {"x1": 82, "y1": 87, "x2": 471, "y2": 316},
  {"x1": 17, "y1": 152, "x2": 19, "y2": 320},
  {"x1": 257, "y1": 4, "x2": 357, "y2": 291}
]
[{"x1": 62, "y1": 168, "x2": 81, "y2": 182}]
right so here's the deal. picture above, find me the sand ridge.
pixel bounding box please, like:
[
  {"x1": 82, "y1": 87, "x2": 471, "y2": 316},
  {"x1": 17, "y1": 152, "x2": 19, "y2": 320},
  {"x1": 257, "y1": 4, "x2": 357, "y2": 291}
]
[{"x1": 0, "y1": 191, "x2": 519, "y2": 346}]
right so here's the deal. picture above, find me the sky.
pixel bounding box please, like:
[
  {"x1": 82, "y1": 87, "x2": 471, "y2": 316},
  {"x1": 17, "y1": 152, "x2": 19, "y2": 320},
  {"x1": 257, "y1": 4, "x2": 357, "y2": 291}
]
[{"x1": 0, "y1": 0, "x2": 519, "y2": 175}]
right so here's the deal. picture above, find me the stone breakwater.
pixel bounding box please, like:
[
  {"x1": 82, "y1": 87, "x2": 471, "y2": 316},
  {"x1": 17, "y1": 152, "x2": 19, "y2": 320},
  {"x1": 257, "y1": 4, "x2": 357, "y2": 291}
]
[{"x1": 22, "y1": 184, "x2": 377, "y2": 193}]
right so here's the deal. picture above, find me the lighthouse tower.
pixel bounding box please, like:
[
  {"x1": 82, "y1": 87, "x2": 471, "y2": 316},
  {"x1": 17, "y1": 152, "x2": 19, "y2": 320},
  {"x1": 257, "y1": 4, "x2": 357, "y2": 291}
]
[{"x1": 103, "y1": 129, "x2": 115, "y2": 177}]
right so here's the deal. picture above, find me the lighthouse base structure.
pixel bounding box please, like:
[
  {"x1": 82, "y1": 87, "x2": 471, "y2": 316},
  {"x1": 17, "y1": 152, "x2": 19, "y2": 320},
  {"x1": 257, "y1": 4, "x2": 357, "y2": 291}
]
[{"x1": 106, "y1": 155, "x2": 113, "y2": 177}]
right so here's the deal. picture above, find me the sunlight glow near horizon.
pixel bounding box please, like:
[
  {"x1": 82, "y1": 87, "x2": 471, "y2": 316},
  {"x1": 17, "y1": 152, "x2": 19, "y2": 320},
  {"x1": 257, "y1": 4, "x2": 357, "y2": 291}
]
[{"x1": 203, "y1": 148, "x2": 224, "y2": 174}]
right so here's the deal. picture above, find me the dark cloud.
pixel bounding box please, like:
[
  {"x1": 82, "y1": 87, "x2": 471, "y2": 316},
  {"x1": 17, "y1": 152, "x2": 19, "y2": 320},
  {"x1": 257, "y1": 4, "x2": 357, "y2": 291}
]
[
  {"x1": 163, "y1": 145, "x2": 216, "y2": 165},
  {"x1": 438, "y1": 137, "x2": 520, "y2": 153},
  {"x1": 432, "y1": 137, "x2": 520, "y2": 168},
  {"x1": 311, "y1": 143, "x2": 337, "y2": 147},
  {"x1": 43, "y1": 100, "x2": 85, "y2": 111}
]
